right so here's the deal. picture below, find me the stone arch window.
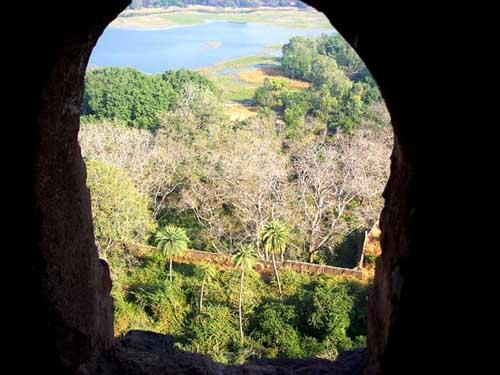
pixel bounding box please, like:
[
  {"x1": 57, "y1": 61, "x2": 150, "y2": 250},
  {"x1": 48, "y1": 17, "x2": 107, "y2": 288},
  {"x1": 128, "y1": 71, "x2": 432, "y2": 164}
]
[{"x1": 27, "y1": 2, "x2": 417, "y2": 374}]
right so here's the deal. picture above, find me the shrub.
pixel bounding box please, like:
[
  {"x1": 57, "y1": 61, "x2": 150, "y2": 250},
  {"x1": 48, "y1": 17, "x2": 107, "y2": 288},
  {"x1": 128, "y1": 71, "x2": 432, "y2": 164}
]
[
  {"x1": 185, "y1": 305, "x2": 239, "y2": 364},
  {"x1": 252, "y1": 300, "x2": 303, "y2": 358},
  {"x1": 270, "y1": 268, "x2": 310, "y2": 297},
  {"x1": 130, "y1": 277, "x2": 188, "y2": 335},
  {"x1": 114, "y1": 299, "x2": 154, "y2": 337},
  {"x1": 293, "y1": 277, "x2": 354, "y2": 353}
]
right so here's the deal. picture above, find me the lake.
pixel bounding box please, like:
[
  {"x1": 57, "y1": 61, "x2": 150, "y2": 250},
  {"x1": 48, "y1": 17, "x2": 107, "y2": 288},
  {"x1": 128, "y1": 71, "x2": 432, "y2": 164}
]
[{"x1": 89, "y1": 21, "x2": 334, "y2": 73}]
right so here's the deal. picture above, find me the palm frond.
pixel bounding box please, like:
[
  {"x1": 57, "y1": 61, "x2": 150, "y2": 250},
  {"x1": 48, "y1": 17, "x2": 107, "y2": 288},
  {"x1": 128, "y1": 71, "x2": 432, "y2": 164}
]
[
  {"x1": 260, "y1": 220, "x2": 289, "y2": 255},
  {"x1": 155, "y1": 224, "x2": 189, "y2": 258},
  {"x1": 232, "y1": 244, "x2": 256, "y2": 272}
]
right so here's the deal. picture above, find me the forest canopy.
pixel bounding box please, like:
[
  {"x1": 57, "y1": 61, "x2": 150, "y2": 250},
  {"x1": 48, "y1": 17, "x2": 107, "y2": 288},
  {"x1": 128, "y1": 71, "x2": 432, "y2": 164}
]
[
  {"x1": 82, "y1": 68, "x2": 216, "y2": 130},
  {"x1": 255, "y1": 34, "x2": 382, "y2": 135}
]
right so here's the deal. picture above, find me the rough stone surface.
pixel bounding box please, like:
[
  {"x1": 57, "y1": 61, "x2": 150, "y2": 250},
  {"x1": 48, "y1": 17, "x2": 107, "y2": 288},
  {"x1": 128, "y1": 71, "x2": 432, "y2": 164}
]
[
  {"x1": 96, "y1": 331, "x2": 367, "y2": 375},
  {"x1": 26, "y1": 1, "x2": 130, "y2": 374}
]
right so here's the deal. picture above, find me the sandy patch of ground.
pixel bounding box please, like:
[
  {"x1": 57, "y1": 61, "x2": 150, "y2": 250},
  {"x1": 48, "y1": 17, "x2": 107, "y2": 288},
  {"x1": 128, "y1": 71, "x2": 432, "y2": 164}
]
[
  {"x1": 237, "y1": 66, "x2": 310, "y2": 88},
  {"x1": 224, "y1": 102, "x2": 258, "y2": 121}
]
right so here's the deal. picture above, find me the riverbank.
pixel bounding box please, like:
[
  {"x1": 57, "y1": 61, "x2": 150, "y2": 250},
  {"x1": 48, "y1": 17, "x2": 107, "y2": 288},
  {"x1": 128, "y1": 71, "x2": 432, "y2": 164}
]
[{"x1": 111, "y1": 5, "x2": 332, "y2": 30}]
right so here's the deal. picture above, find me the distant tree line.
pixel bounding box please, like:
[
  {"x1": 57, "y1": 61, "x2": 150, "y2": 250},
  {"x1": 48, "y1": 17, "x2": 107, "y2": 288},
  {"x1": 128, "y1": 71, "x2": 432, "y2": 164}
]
[{"x1": 129, "y1": 0, "x2": 308, "y2": 9}]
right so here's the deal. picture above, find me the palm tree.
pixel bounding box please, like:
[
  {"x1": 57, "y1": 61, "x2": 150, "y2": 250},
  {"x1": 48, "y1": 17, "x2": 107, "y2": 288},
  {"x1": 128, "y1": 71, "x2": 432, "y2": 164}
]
[
  {"x1": 232, "y1": 244, "x2": 256, "y2": 344},
  {"x1": 194, "y1": 263, "x2": 217, "y2": 313},
  {"x1": 155, "y1": 225, "x2": 189, "y2": 282},
  {"x1": 260, "y1": 220, "x2": 289, "y2": 297}
]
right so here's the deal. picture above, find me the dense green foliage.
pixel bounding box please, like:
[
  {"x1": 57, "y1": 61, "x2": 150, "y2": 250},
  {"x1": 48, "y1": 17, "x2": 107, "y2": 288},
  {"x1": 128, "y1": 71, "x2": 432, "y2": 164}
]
[
  {"x1": 129, "y1": 0, "x2": 307, "y2": 9},
  {"x1": 255, "y1": 34, "x2": 383, "y2": 135},
  {"x1": 162, "y1": 69, "x2": 218, "y2": 100},
  {"x1": 108, "y1": 242, "x2": 370, "y2": 364},
  {"x1": 82, "y1": 67, "x2": 216, "y2": 130},
  {"x1": 282, "y1": 34, "x2": 373, "y2": 84},
  {"x1": 82, "y1": 67, "x2": 174, "y2": 129}
]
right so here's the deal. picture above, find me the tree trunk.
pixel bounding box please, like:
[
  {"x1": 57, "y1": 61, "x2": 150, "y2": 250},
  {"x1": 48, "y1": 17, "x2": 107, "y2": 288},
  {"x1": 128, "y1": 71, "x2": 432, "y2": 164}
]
[
  {"x1": 238, "y1": 270, "x2": 245, "y2": 344},
  {"x1": 308, "y1": 239, "x2": 317, "y2": 263},
  {"x1": 272, "y1": 253, "x2": 282, "y2": 297},
  {"x1": 357, "y1": 230, "x2": 368, "y2": 270},
  {"x1": 256, "y1": 241, "x2": 263, "y2": 260},
  {"x1": 199, "y1": 278, "x2": 205, "y2": 313},
  {"x1": 169, "y1": 257, "x2": 173, "y2": 282},
  {"x1": 308, "y1": 251, "x2": 315, "y2": 263}
]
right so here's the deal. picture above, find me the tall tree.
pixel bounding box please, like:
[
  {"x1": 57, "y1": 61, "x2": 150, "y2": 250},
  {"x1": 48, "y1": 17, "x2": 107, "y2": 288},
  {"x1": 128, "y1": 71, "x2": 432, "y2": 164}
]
[
  {"x1": 294, "y1": 132, "x2": 389, "y2": 263},
  {"x1": 156, "y1": 225, "x2": 189, "y2": 281},
  {"x1": 260, "y1": 220, "x2": 288, "y2": 297},
  {"x1": 194, "y1": 263, "x2": 217, "y2": 313},
  {"x1": 232, "y1": 244, "x2": 257, "y2": 343},
  {"x1": 85, "y1": 159, "x2": 155, "y2": 256}
]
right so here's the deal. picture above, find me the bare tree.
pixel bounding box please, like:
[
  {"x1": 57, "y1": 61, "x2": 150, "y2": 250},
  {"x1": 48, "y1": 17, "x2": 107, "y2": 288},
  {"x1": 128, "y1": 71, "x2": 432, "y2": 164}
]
[
  {"x1": 213, "y1": 116, "x2": 290, "y2": 259},
  {"x1": 179, "y1": 115, "x2": 290, "y2": 258},
  {"x1": 79, "y1": 122, "x2": 187, "y2": 218},
  {"x1": 293, "y1": 129, "x2": 391, "y2": 262}
]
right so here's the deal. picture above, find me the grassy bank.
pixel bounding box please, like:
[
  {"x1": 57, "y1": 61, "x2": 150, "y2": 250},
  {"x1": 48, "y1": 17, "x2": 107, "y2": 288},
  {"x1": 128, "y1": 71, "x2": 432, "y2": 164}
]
[{"x1": 111, "y1": 5, "x2": 333, "y2": 30}]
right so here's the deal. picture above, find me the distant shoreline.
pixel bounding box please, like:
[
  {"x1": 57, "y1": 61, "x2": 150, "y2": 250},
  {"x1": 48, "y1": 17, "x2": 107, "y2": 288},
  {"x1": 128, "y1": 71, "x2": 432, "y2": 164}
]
[
  {"x1": 111, "y1": 5, "x2": 333, "y2": 31},
  {"x1": 109, "y1": 18, "x2": 217, "y2": 32},
  {"x1": 119, "y1": 5, "x2": 310, "y2": 18}
]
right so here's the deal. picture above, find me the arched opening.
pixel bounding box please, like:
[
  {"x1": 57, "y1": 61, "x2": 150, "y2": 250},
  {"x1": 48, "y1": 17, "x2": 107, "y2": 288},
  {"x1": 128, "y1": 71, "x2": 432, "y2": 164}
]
[
  {"x1": 79, "y1": 1, "x2": 392, "y2": 371},
  {"x1": 23, "y1": 1, "x2": 419, "y2": 375}
]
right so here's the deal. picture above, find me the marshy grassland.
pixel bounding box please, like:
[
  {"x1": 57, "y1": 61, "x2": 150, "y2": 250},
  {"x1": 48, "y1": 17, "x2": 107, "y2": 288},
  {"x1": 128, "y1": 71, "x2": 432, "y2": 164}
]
[
  {"x1": 197, "y1": 53, "x2": 310, "y2": 120},
  {"x1": 111, "y1": 5, "x2": 333, "y2": 30}
]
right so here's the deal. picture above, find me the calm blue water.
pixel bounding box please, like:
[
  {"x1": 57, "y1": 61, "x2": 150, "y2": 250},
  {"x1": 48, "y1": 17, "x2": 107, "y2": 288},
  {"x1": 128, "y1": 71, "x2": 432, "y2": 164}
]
[{"x1": 89, "y1": 21, "x2": 334, "y2": 73}]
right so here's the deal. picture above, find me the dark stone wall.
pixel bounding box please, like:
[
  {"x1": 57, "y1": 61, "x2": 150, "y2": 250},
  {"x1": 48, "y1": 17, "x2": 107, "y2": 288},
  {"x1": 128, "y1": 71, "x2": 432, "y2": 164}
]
[
  {"x1": 21, "y1": 1, "x2": 130, "y2": 374},
  {"x1": 14, "y1": 1, "x2": 423, "y2": 374}
]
